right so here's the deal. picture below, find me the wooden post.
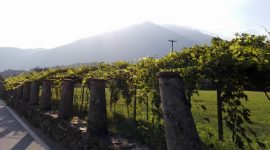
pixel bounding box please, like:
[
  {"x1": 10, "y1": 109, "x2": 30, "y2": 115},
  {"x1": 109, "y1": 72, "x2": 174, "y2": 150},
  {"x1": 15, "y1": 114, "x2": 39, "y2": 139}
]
[
  {"x1": 22, "y1": 82, "x2": 30, "y2": 102},
  {"x1": 87, "y1": 79, "x2": 108, "y2": 136},
  {"x1": 30, "y1": 81, "x2": 40, "y2": 105},
  {"x1": 159, "y1": 72, "x2": 203, "y2": 150},
  {"x1": 59, "y1": 79, "x2": 74, "y2": 120},
  {"x1": 40, "y1": 80, "x2": 52, "y2": 111}
]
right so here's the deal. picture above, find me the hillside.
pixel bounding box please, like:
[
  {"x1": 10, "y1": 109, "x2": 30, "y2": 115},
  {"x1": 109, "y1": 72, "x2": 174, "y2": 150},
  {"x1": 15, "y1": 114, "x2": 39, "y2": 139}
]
[{"x1": 0, "y1": 22, "x2": 213, "y2": 70}]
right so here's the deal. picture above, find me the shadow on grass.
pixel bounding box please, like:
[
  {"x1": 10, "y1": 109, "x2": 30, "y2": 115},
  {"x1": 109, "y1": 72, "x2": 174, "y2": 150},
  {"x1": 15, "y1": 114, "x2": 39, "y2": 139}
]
[
  {"x1": 108, "y1": 112, "x2": 166, "y2": 150},
  {"x1": 108, "y1": 112, "x2": 241, "y2": 150}
]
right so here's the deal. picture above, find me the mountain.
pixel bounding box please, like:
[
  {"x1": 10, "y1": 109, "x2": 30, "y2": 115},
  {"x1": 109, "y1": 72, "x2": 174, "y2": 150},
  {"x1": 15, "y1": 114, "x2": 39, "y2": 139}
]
[
  {"x1": 0, "y1": 22, "x2": 213, "y2": 71},
  {"x1": 161, "y1": 24, "x2": 212, "y2": 44},
  {"x1": 0, "y1": 47, "x2": 39, "y2": 71},
  {"x1": 0, "y1": 69, "x2": 27, "y2": 78}
]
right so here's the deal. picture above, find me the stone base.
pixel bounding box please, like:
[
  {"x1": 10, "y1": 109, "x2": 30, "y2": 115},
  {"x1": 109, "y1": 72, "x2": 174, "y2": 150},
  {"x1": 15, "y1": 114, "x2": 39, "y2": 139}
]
[{"x1": 7, "y1": 100, "x2": 138, "y2": 150}]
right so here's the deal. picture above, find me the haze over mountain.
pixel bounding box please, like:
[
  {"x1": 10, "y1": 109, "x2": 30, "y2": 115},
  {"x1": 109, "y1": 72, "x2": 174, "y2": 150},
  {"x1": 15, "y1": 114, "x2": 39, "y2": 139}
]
[
  {"x1": 0, "y1": 22, "x2": 213, "y2": 71},
  {"x1": 0, "y1": 48, "x2": 39, "y2": 70}
]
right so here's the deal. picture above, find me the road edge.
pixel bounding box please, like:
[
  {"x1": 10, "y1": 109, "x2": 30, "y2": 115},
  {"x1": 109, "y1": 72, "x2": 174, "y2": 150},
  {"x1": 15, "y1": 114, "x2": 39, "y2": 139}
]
[{"x1": 0, "y1": 99, "x2": 51, "y2": 150}]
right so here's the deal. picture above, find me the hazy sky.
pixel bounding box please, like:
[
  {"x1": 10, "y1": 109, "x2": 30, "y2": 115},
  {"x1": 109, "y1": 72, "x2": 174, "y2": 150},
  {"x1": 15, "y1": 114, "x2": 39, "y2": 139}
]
[{"x1": 0, "y1": 0, "x2": 269, "y2": 49}]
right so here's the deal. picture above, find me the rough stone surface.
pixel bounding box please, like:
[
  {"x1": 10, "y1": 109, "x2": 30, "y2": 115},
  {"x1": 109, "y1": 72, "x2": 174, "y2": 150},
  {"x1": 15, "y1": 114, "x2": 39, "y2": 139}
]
[
  {"x1": 0, "y1": 80, "x2": 4, "y2": 97},
  {"x1": 16, "y1": 86, "x2": 23, "y2": 101},
  {"x1": 6, "y1": 100, "x2": 138, "y2": 150},
  {"x1": 1, "y1": 80, "x2": 141, "y2": 150},
  {"x1": 88, "y1": 79, "x2": 108, "y2": 136},
  {"x1": 30, "y1": 81, "x2": 40, "y2": 105},
  {"x1": 22, "y1": 82, "x2": 30, "y2": 102},
  {"x1": 159, "y1": 72, "x2": 203, "y2": 150},
  {"x1": 59, "y1": 79, "x2": 74, "y2": 120},
  {"x1": 40, "y1": 80, "x2": 51, "y2": 111}
]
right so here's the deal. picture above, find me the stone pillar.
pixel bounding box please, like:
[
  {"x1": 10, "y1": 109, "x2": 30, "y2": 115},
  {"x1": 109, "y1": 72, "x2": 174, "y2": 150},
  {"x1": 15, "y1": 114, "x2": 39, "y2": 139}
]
[
  {"x1": 0, "y1": 80, "x2": 4, "y2": 98},
  {"x1": 16, "y1": 86, "x2": 23, "y2": 100},
  {"x1": 159, "y1": 72, "x2": 203, "y2": 150},
  {"x1": 9, "y1": 89, "x2": 17, "y2": 104},
  {"x1": 40, "y1": 80, "x2": 51, "y2": 111},
  {"x1": 22, "y1": 82, "x2": 30, "y2": 102},
  {"x1": 87, "y1": 79, "x2": 108, "y2": 136},
  {"x1": 30, "y1": 81, "x2": 40, "y2": 105},
  {"x1": 59, "y1": 79, "x2": 74, "y2": 120}
]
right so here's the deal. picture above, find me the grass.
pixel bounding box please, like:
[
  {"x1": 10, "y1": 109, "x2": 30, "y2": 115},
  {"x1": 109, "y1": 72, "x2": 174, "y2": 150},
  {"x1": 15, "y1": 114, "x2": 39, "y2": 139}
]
[
  {"x1": 191, "y1": 90, "x2": 270, "y2": 149},
  {"x1": 106, "y1": 90, "x2": 270, "y2": 149},
  {"x1": 51, "y1": 88, "x2": 270, "y2": 149}
]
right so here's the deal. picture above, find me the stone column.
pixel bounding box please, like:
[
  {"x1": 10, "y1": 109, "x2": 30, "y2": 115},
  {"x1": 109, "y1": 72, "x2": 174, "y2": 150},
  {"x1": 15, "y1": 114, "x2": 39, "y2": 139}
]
[
  {"x1": 159, "y1": 72, "x2": 203, "y2": 150},
  {"x1": 22, "y1": 82, "x2": 30, "y2": 102},
  {"x1": 87, "y1": 79, "x2": 108, "y2": 136},
  {"x1": 30, "y1": 81, "x2": 40, "y2": 105},
  {"x1": 16, "y1": 86, "x2": 23, "y2": 101},
  {"x1": 9, "y1": 89, "x2": 17, "y2": 104},
  {"x1": 0, "y1": 80, "x2": 4, "y2": 98},
  {"x1": 40, "y1": 80, "x2": 51, "y2": 111},
  {"x1": 59, "y1": 79, "x2": 74, "y2": 120}
]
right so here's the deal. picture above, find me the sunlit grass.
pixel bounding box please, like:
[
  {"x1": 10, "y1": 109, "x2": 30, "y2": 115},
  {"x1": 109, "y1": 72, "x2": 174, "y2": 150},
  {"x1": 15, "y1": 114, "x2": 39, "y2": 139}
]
[
  {"x1": 51, "y1": 88, "x2": 270, "y2": 149},
  {"x1": 191, "y1": 90, "x2": 270, "y2": 149}
]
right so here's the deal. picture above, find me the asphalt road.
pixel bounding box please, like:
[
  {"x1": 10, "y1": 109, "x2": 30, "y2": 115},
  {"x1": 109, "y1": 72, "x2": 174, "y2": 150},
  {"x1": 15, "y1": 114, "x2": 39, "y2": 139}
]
[{"x1": 0, "y1": 100, "x2": 47, "y2": 150}]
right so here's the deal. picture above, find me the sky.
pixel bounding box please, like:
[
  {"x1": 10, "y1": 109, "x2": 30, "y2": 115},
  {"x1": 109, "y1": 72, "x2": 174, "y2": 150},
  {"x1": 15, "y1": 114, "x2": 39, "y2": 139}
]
[{"x1": 0, "y1": 0, "x2": 269, "y2": 49}]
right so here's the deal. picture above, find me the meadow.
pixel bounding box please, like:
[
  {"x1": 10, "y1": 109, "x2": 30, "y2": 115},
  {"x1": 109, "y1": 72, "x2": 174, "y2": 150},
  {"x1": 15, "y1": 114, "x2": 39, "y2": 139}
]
[
  {"x1": 191, "y1": 91, "x2": 270, "y2": 149},
  {"x1": 57, "y1": 88, "x2": 270, "y2": 149}
]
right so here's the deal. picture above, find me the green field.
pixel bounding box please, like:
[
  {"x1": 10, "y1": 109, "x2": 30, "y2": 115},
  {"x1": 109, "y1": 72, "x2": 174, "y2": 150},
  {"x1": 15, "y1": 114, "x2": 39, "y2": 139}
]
[
  {"x1": 52, "y1": 89, "x2": 270, "y2": 149},
  {"x1": 191, "y1": 90, "x2": 270, "y2": 149},
  {"x1": 105, "y1": 90, "x2": 270, "y2": 149}
]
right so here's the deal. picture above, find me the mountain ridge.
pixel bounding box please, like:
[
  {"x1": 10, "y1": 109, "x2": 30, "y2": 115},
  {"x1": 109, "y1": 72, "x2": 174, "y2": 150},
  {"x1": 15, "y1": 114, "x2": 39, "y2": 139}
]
[{"x1": 0, "y1": 22, "x2": 213, "y2": 71}]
